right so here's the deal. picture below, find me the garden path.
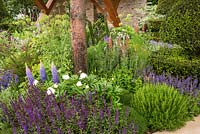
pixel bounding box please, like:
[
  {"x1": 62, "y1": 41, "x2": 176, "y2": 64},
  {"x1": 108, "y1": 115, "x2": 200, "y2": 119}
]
[{"x1": 154, "y1": 115, "x2": 200, "y2": 134}]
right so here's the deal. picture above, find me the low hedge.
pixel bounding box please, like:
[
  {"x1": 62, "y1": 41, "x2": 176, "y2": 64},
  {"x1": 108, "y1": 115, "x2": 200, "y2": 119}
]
[{"x1": 149, "y1": 48, "x2": 200, "y2": 79}]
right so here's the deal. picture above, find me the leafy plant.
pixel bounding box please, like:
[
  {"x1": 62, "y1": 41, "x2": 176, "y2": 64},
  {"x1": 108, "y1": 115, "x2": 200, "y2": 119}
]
[
  {"x1": 131, "y1": 83, "x2": 192, "y2": 131},
  {"x1": 0, "y1": 87, "x2": 139, "y2": 133},
  {"x1": 86, "y1": 15, "x2": 109, "y2": 47}
]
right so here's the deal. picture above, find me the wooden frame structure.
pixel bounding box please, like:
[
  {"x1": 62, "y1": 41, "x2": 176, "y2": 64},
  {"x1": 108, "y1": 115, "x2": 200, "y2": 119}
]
[{"x1": 33, "y1": 0, "x2": 121, "y2": 27}]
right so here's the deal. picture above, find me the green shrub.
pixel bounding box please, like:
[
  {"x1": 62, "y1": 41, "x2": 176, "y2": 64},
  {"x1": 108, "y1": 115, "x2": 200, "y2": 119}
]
[
  {"x1": 149, "y1": 47, "x2": 200, "y2": 79},
  {"x1": 131, "y1": 83, "x2": 191, "y2": 131},
  {"x1": 156, "y1": 0, "x2": 178, "y2": 14},
  {"x1": 147, "y1": 0, "x2": 159, "y2": 5},
  {"x1": 159, "y1": 0, "x2": 200, "y2": 56}
]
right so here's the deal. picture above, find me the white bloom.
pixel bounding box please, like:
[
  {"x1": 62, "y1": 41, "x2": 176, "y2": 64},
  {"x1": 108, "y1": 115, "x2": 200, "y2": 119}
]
[
  {"x1": 33, "y1": 80, "x2": 39, "y2": 86},
  {"x1": 47, "y1": 87, "x2": 55, "y2": 95},
  {"x1": 62, "y1": 74, "x2": 70, "y2": 80},
  {"x1": 85, "y1": 85, "x2": 89, "y2": 89},
  {"x1": 111, "y1": 78, "x2": 114, "y2": 80},
  {"x1": 53, "y1": 84, "x2": 58, "y2": 88},
  {"x1": 76, "y1": 81, "x2": 82, "y2": 87},
  {"x1": 79, "y1": 73, "x2": 87, "y2": 79}
]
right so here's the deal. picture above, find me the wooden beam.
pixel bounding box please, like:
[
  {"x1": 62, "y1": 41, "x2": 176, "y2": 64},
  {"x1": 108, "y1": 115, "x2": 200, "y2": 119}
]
[
  {"x1": 90, "y1": 0, "x2": 105, "y2": 13},
  {"x1": 103, "y1": 0, "x2": 121, "y2": 27},
  {"x1": 46, "y1": 0, "x2": 57, "y2": 14},
  {"x1": 33, "y1": 0, "x2": 48, "y2": 14}
]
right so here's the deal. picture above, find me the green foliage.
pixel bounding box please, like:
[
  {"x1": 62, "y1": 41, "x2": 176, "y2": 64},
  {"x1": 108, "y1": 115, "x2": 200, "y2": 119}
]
[
  {"x1": 127, "y1": 107, "x2": 148, "y2": 134},
  {"x1": 86, "y1": 15, "x2": 109, "y2": 47},
  {"x1": 156, "y1": 0, "x2": 178, "y2": 14},
  {"x1": 0, "y1": 30, "x2": 39, "y2": 82},
  {"x1": 47, "y1": 73, "x2": 123, "y2": 108},
  {"x1": 2, "y1": 0, "x2": 35, "y2": 17},
  {"x1": 147, "y1": 0, "x2": 159, "y2": 5},
  {"x1": 31, "y1": 15, "x2": 72, "y2": 75},
  {"x1": 138, "y1": 4, "x2": 165, "y2": 41},
  {"x1": 159, "y1": 0, "x2": 200, "y2": 56},
  {"x1": 0, "y1": 87, "x2": 25, "y2": 133},
  {"x1": 88, "y1": 25, "x2": 150, "y2": 77},
  {"x1": 131, "y1": 83, "x2": 192, "y2": 131},
  {"x1": 0, "y1": 0, "x2": 9, "y2": 20},
  {"x1": 149, "y1": 47, "x2": 200, "y2": 79},
  {"x1": 0, "y1": 15, "x2": 72, "y2": 83}
]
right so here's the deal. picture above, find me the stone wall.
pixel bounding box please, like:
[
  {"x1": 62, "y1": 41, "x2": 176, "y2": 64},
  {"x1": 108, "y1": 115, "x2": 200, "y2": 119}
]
[{"x1": 47, "y1": 0, "x2": 147, "y2": 27}]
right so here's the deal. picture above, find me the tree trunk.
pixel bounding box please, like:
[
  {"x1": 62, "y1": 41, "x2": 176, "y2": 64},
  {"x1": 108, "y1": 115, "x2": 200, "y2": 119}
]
[{"x1": 70, "y1": 0, "x2": 87, "y2": 74}]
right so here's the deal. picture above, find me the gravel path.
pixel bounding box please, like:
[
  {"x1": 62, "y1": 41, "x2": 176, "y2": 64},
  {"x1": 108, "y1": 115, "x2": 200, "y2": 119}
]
[{"x1": 154, "y1": 115, "x2": 200, "y2": 134}]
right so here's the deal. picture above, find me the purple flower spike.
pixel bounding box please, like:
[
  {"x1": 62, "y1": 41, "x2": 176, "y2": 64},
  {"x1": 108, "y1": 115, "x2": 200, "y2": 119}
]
[
  {"x1": 51, "y1": 63, "x2": 59, "y2": 84},
  {"x1": 104, "y1": 35, "x2": 109, "y2": 43},
  {"x1": 122, "y1": 127, "x2": 127, "y2": 134},
  {"x1": 40, "y1": 61, "x2": 47, "y2": 82},
  {"x1": 26, "y1": 64, "x2": 35, "y2": 86},
  {"x1": 115, "y1": 108, "x2": 119, "y2": 124}
]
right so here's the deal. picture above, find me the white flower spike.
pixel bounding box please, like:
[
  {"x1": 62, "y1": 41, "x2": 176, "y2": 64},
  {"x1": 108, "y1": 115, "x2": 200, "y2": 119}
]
[
  {"x1": 85, "y1": 85, "x2": 89, "y2": 89},
  {"x1": 76, "y1": 81, "x2": 82, "y2": 87},
  {"x1": 53, "y1": 84, "x2": 58, "y2": 88},
  {"x1": 79, "y1": 73, "x2": 87, "y2": 79},
  {"x1": 47, "y1": 87, "x2": 55, "y2": 95},
  {"x1": 62, "y1": 74, "x2": 70, "y2": 80},
  {"x1": 33, "y1": 80, "x2": 39, "y2": 86}
]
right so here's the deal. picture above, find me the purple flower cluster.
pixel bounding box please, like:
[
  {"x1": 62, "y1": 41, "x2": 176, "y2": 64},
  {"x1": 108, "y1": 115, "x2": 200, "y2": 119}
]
[
  {"x1": 26, "y1": 65, "x2": 35, "y2": 86},
  {"x1": 51, "y1": 63, "x2": 59, "y2": 84},
  {"x1": 144, "y1": 71, "x2": 200, "y2": 97},
  {"x1": 0, "y1": 88, "x2": 138, "y2": 134},
  {"x1": 0, "y1": 70, "x2": 18, "y2": 91},
  {"x1": 25, "y1": 62, "x2": 60, "y2": 85},
  {"x1": 40, "y1": 61, "x2": 47, "y2": 82}
]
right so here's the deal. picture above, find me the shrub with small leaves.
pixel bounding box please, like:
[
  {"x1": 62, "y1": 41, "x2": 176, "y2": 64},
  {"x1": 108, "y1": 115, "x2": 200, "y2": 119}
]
[{"x1": 131, "y1": 83, "x2": 192, "y2": 131}]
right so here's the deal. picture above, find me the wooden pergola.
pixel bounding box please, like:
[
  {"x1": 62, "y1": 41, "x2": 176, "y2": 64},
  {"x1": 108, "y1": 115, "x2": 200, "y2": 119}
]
[{"x1": 33, "y1": 0, "x2": 121, "y2": 27}]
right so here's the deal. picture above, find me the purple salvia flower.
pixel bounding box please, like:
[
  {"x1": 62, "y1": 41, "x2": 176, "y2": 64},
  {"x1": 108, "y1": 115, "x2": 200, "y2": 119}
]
[
  {"x1": 51, "y1": 63, "x2": 60, "y2": 84},
  {"x1": 122, "y1": 127, "x2": 127, "y2": 134},
  {"x1": 100, "y1": 109, "x2": 104, "y2": 120},
  {"x1": 89, "y1": 91, "x2": 92, "y2": 104},
  {"x1": 104, "y1": 35, "x2": 109, "y2": 43},
  {"x1": 126, "y1": 107, "x2": 129, "y2": 117},
  {"x1": 115, "y1": 108, "x2": 119, "y2": 124},
  {"x1": 40, "y1": 61, "x2": 47, "y2": 82},
  {"x1": 26, "y1": 65, "x2": 35, "y2": 86}
]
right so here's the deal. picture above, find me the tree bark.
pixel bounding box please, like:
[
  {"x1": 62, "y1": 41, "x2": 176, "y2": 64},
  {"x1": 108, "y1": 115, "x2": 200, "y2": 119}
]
[{"x1": 70, "y1": 0, "x2": 87, "y2": 74}]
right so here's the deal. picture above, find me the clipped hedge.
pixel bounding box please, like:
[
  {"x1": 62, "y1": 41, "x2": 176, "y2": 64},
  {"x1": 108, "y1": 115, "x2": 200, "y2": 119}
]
[
  {"x1": 160, "y1": 0, "x2": 200, "y2": 56},
  {"x1": 149, "y1": 48, "x2": 200, "y2": 79},
  {"x1": 131, "y1": 83, "x2": 191, "y2": 131},
  {"x1": 156, "y1": 0, "x2": 178, "y2": 14}
]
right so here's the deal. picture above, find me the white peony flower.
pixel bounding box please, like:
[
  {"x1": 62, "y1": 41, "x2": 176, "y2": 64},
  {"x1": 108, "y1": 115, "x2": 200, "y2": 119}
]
[
  {"x1": 85, "y1": 85, "x2": 89, "y2": 89},
  {"x1": 62, "y1": 74, "x2": 70, "y2": 80},
  {"x1": 47, "y1": 87, "x2": 55, "y2": 95},
  {"x1": 79, "y1": 73, "x2": 88, "y2": 79},
  {"x1": 53, "y1": 84, "x2": 58, "y2": 88},
  {"x1": 76, "y1": 81, "x2": 82, "y2": 87},
  {"x1": 33, "y1": 80, "x2": 39, "y2": 86}
]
